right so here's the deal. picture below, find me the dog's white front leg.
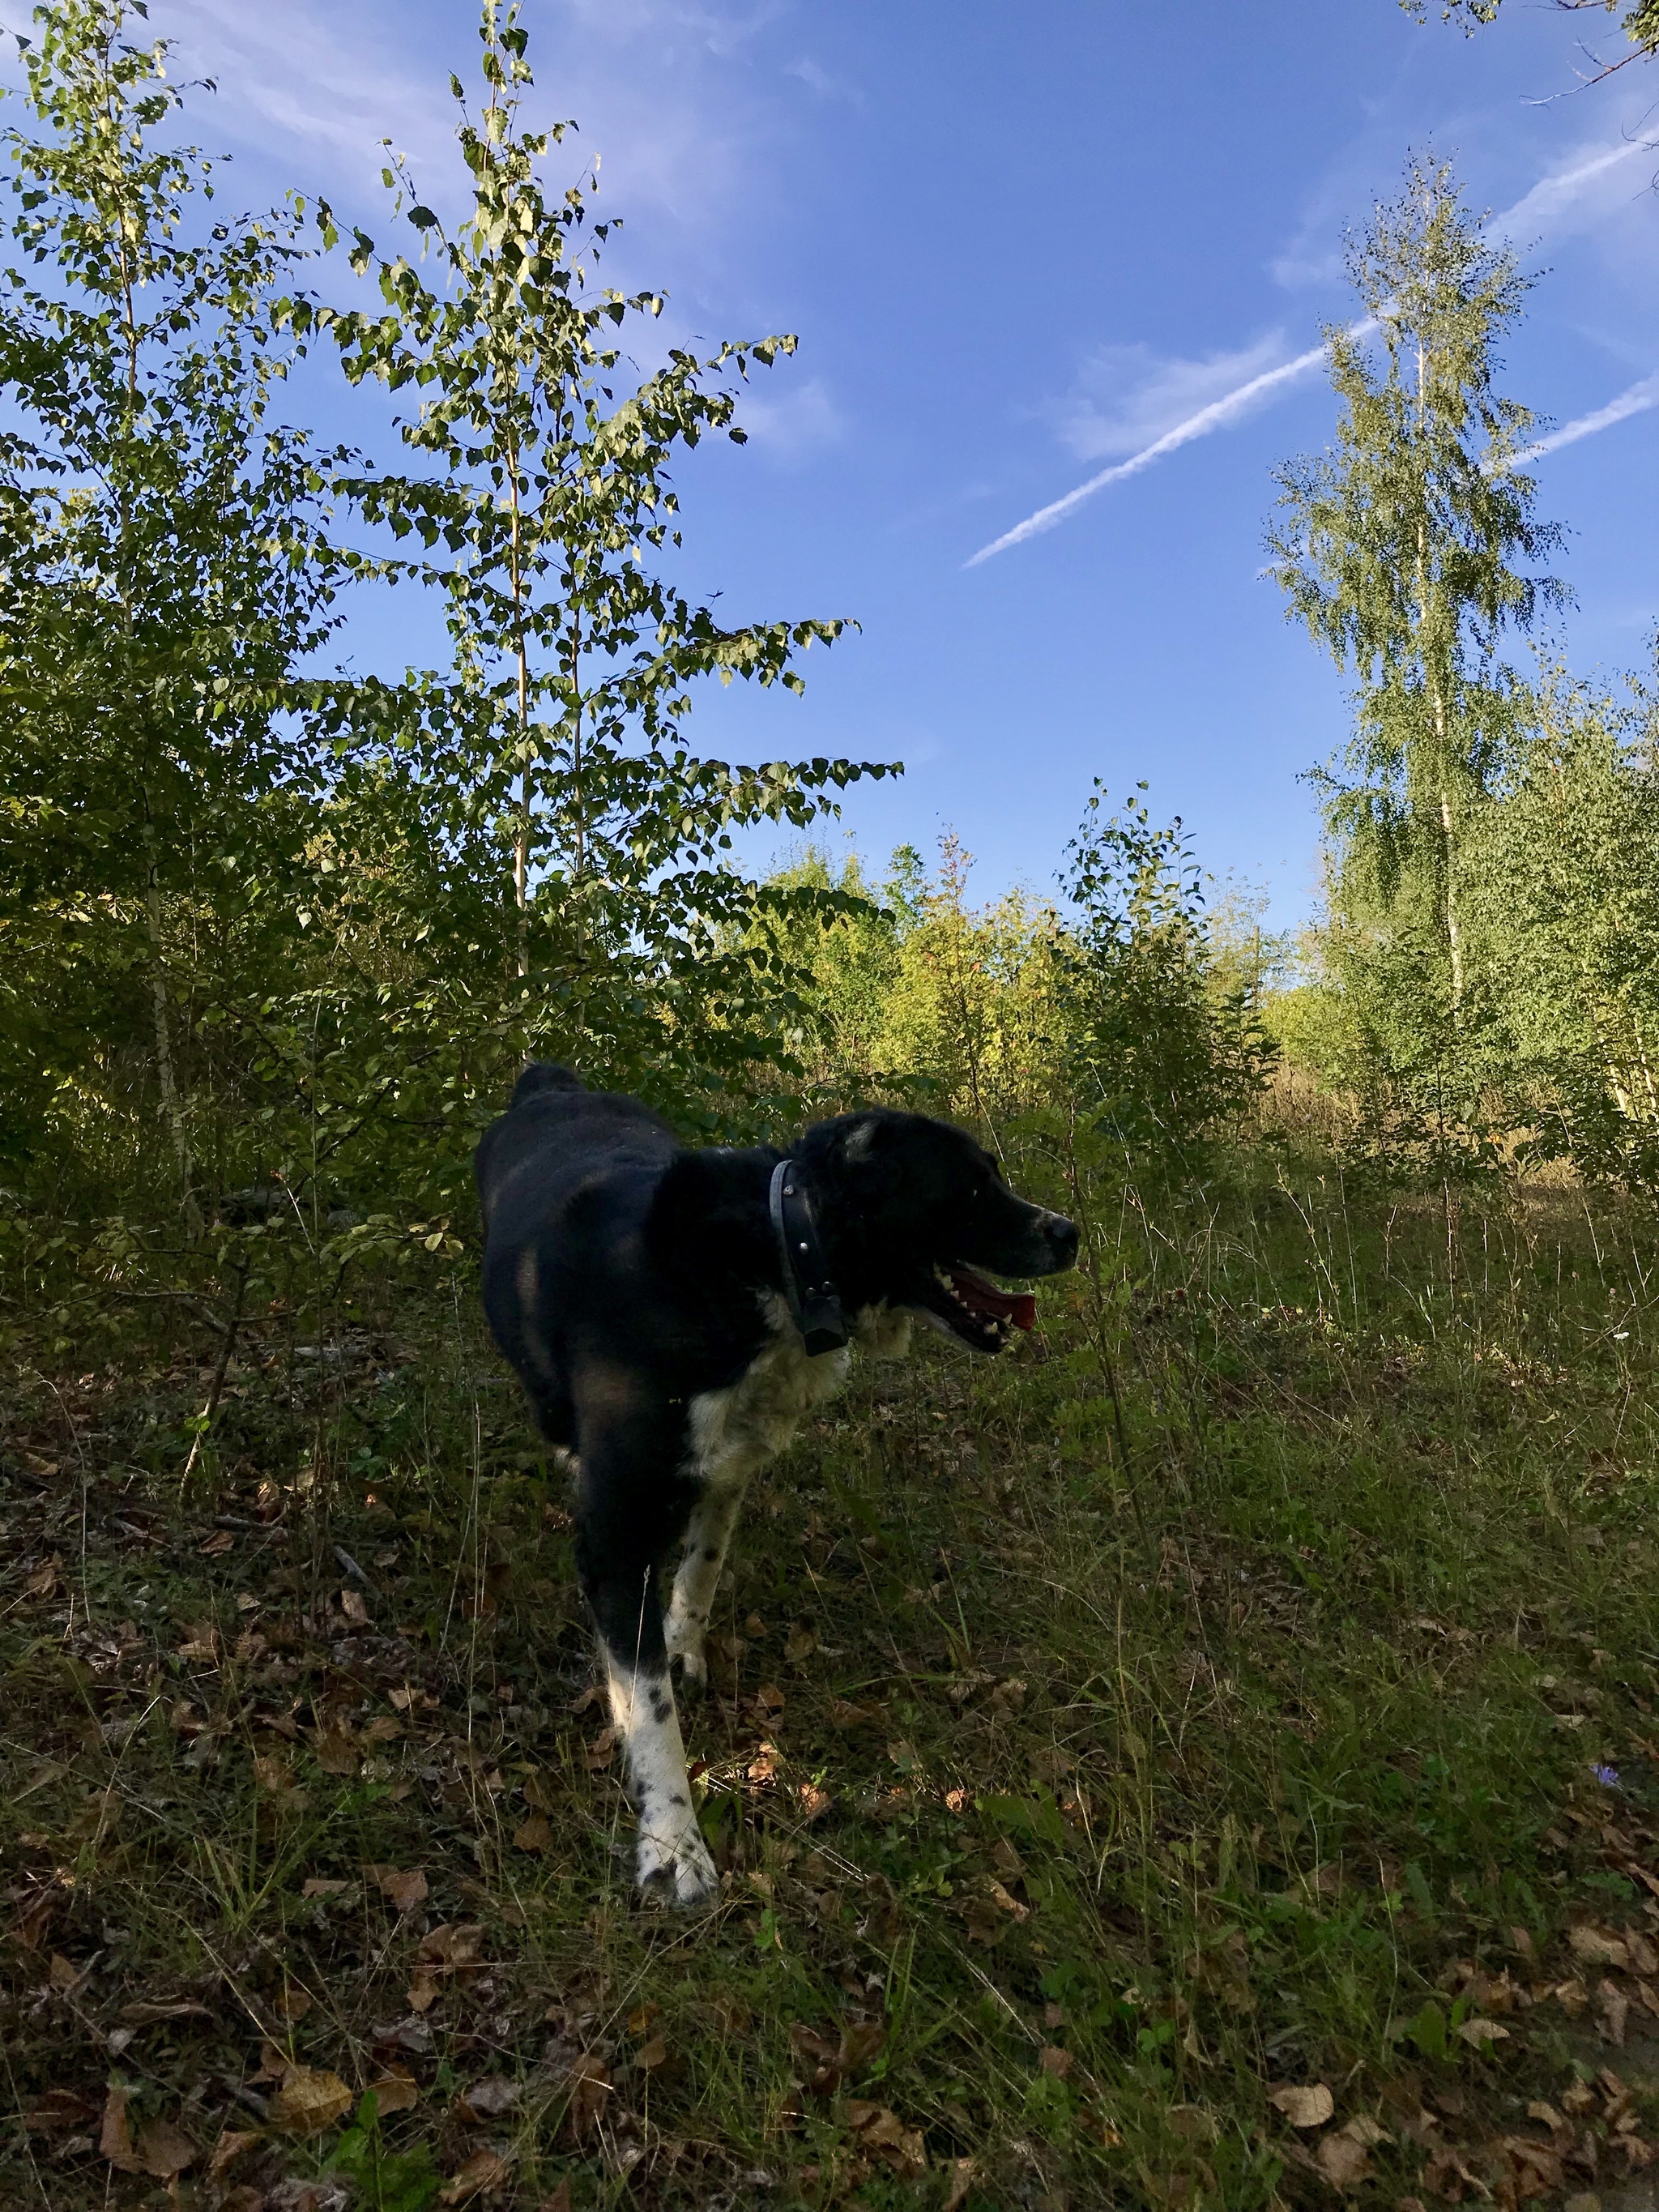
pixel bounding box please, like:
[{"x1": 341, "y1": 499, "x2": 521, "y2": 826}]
[
  {"x1": 604, "y1": 1659, "x2": 716, "y2": 1907},
  {"x1": 663, "y1": 1475, "x2": 748, "y2": 1686}
]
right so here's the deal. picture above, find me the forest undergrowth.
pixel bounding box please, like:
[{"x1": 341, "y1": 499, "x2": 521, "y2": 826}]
[{"x1": 6, "y1": 1143, "x2": 1659, "y2": 2212}]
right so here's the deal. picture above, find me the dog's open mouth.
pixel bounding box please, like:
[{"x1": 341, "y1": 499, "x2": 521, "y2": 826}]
[{"x1": 925, "y1": 1264, "x2": 1038, "y2": 1352}]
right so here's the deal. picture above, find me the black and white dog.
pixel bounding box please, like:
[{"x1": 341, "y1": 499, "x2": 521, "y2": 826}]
[{"x1": 475, "y1": 1064, "x2": 1077, "y2": 1905}]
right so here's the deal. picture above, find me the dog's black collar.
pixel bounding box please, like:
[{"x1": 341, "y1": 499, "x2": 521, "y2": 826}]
[{"x1": 768, "y1": 1159, "x2": 849, "y2": 1356}]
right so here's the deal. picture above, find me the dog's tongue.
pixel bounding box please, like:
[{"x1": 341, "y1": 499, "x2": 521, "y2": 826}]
[{"x1": 948, "y1": 1267, "x2": 1037, "y2": 1332}]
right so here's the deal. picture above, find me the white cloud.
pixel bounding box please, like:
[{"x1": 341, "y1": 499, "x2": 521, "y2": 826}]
[
  {"x1": 1487, "y1": 130, "x2": 1657, "y2": 247},
  {"x1": 735, "y1": 373, "x2": 843, "y2": 459},
  {"x1": 1049, "y1": 334, "x2": 1293, "y2": 462}
]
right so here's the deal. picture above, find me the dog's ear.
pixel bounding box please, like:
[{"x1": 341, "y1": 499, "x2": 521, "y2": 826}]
[{"x1": 838, "y1": 1116, "x2": 887, "y2": 1165}]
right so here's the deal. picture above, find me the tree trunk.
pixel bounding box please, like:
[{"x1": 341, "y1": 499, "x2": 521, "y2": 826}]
[{"x1": 142, "y1": 814, "x2": 204, "y2": 1239}]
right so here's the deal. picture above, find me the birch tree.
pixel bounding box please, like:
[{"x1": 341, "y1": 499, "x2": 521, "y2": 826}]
[{"x1": 1267, "y1": 156, "x2": 1566, "y2": 1027}]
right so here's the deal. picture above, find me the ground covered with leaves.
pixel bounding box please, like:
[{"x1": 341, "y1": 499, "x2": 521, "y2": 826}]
[{"x1": 6, "y1": 1171, "x2": 1659, "y2": 2211}]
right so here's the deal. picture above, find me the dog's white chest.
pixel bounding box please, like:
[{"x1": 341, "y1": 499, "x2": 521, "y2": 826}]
[{"x1": 685, "y1": 1296, "x2": 912, "y2": 1490}]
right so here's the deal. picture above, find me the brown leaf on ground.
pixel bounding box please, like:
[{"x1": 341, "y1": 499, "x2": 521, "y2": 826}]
[
  {"x1": 1315, "y1": 2125, "x2": 1375, "y2": 2189},
  {"x1": 199, "y1": 1529, "x2": 235, "y2": 1556},
  {"x1": 536, "y1": 2186, "x2": 572, "y2": 2212},
  {"x1": 985, "y1": 1877, "x2": 1030, "y2": 1923},
  {"x1": 581, "y1": 1724, "x2": 616, "y2": 1771},
  {"x1": 367, "y1": 2073, "x2": 420, "y2": 2116},
  {"x1": 522, "y1": 1771, "x2": 555, "y2": 1812},
  {"x1": 25, "y1": 1555, "x2": 62, "y2": 1599},
  {"x1": 303, "y1": 1877, "x2": 351, "y2": 1898},
  {"x1": 135, "y1": 2118, "x2": 197, "y2": 2178},
  {"x1": 407, "y1": 1970, "x2": 440, "y2": 2013},
  {"x1": 14, "y1": 1889, "x2": 58, "y2": 1950},
  {"x1": 785, "y1": 1624, "x2": 817, "y2": 1663},
  {"x1": 23, "y1": 2089, "x2": 100, "y2": 2132},
  {"x1": 1455, "y1": 2016, "x2": 1509, "y2": 2048},
  {"x1": 268, "y1": 2065, "x2": 353, "y2": 2137},
  {"x1": 313, "y1": 1727, "x2": 358, "y2": 1776},
  {"x1": 440, "y1": 2148, "x2": 513, "y2": 2203},
  {"x1": 789, "y1": 2018, "x2": 885, "y2": 2095},
  {"x1": 369, "y1": 1864, "x2": 429, "y2": 1913},
  {"x1": 512, "y1": 1813, "x2": 553, "y2": 1853},
  {"x1": 100, "y1": 2085, "x2": 143, "y2": 2173},
  {"x1": 844, "y1": 2102, "x2": 927, "y2": 2176},
  {"x1": 276, "y1": 1983, "x2": 313, "y2": 2022},
  {"x1": 1039, "y1": 2045, "x2": 1073, "y2": 2079},
  {"x1": 1598, "y1": 1976, "x2": 1631, "y2": 2046},
  {"x1": 1269, "y1": 2082, "x2": 1335, "y2": 2129},
  {"x1": 941, "y1": 2157, "x2": 976, "y2": 2212},
  {"x1": 635, "y1": 2035, "x2": 669, "y2": 2070},
  {"x1": 564, "y1": 2055, "x2": 612, "y2": 2142},
  {"x1": 209, "y1": 2129, "x2": 262, "y2": 2178},
  {"x1": 48, "y1": 1950, "x2": 80, "y2": 1991},
  {"x1": 1570, "y1": 1921, "x2": 1630, "y2": 1969},
  {"x1": 340, "y1": 1589, "x2": 371, "y2": 1627},
  {"x1": 797, "y1": 1781, "x2": 831, "y2": 1821}
]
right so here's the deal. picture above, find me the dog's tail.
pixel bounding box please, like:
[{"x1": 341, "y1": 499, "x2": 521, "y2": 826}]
[{"x1": 511, "y1": 1061, "x2": 585, "y2": 1108}]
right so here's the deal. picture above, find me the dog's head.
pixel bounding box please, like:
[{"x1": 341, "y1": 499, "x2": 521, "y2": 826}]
[{"x1": 799, "y1": 1110, "x2": 1078, "y2": 1355}]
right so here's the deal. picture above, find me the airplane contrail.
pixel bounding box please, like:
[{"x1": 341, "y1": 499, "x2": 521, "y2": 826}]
[
  {"x1": 966, "y1": 132, "x2": 1653, "y2": 568},
  {"x1": 1504, "y1": 373, "x2": 1659, "y2": 469},
  {"x1": 963, "y1": 341, "x2": 1333, "y2": 568}
]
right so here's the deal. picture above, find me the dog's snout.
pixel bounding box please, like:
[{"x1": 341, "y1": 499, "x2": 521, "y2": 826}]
[{"x1": 1047, "y1": 1213, "x2": 1079, "y2": 1268}]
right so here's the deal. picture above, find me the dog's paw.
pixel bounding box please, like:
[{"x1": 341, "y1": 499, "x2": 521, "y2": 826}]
[
  {"x1": 667, "y1": 1643, "x2": 708, "y2": 1693},
  {"x1": 636, "y1": 1818, "x2": 718, "y2": 1909}
]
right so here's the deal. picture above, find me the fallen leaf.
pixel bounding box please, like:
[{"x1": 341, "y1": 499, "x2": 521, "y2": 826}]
[
  {"x1": 1269, "y1": 2082, "x2": 1335, "y2": 2129},
  {"x1": 797, "y1": 1781, "x2": 831, "y2": 1821},
  {"x1": 628, "y1": 2003, "x2": 662, "y2": 2037},
  {"x1": 268, "y1": 2066, "x2": 353, "y2": 2137},
  {"x1": 1454, "y1": 2016, "x2": 1510, "y2": 2048},
  {"x1": 440, "y1": 2147, "x2": 513, "y2": 2203},
  {"x1": 23, "y1": 2089, "x2": 100, "y2": 2131},
  {"x1": 985, "y1": 1877, "x2": 1030, "y2": 1923},
  {"x1": 582, "y1": 1725, "x2": 616, "y2": 1771},
  {"x1": 536, "y1": 2186, "x2": 573, "y2": 2212},
  {"x1": 1315, "y1": 2127, "x2": 1375, "y2": 2189},
  {"x1": 135, "y1": 2118, "x2": 197, "y2": 2179},
  {"x1": 458, "y1": 2078, "x2": 518, "y2": 2121},
  {"x1": 339, "y1": 1589, "x2": 370, "y2": 1627},
  {"x1": 313, "y1": 1727, "x2": 358, "y2": 1777},
  {"x1": 512, "y1": 1813, "x2": 553, "y2": 1854},
  {"x1": 369, "y1": 1864, "x2": 429, "y2": 1913},
  {"x1": 48, "y1": 1951, "x2": 79, "y2": 1992},
  {"x1": 1571, "y1": 1922, "x2": 1631, "y2": 1969},
  {"x1": 564, "y1": 2054, "x2": 612, "y2": 2142},
  {"x1": 942, "y1": 2156, "x2": 976, "y2": 2212},
  {"x1": 303, "y1": 1877, "x2": 351, "y2": 1898},
  {"x1": 101, "y1": 2085, "x2": 142, "y2": 2173},
  {"x1": 199, "y1": 1529, "x2": 236, "y2": 1556},
  {"x1": 208, "y1": 2129, "x2": 262, "y2": 2178},
  {"x1": 276, "y1": 1983, "x2": 313, "y2": 2023},
  {"x1": 784, "y1": 1625, "x2": 817, "y2": 1663},
  {"x1": 407, "y1": 1970, "x2": 440, "y2": 2013},
  {"x1": 25, "y1": 1556, "x2": 62, "y2": 1599},
  {"x1": 1039, "y1": 2044, "x2": 1073, "y2": 2079},
  {"x1": 846, "y1": 2103, "x2": 927, "y2": 2176},
  {"x1": 366, "y1": 2073, "x2": 420, "y2": 2116},
  {"x1": 753, "y1": 1682, "x2": 787, "y2": 1716},
  {"x1": 1599, "y1": 1976, "x2": 1631, "y2": 2047}
]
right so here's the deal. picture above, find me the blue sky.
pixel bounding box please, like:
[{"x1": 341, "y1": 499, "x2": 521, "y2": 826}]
[{"x1": 144, "y1": 0, "x2": 1659, "y2": 924}]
